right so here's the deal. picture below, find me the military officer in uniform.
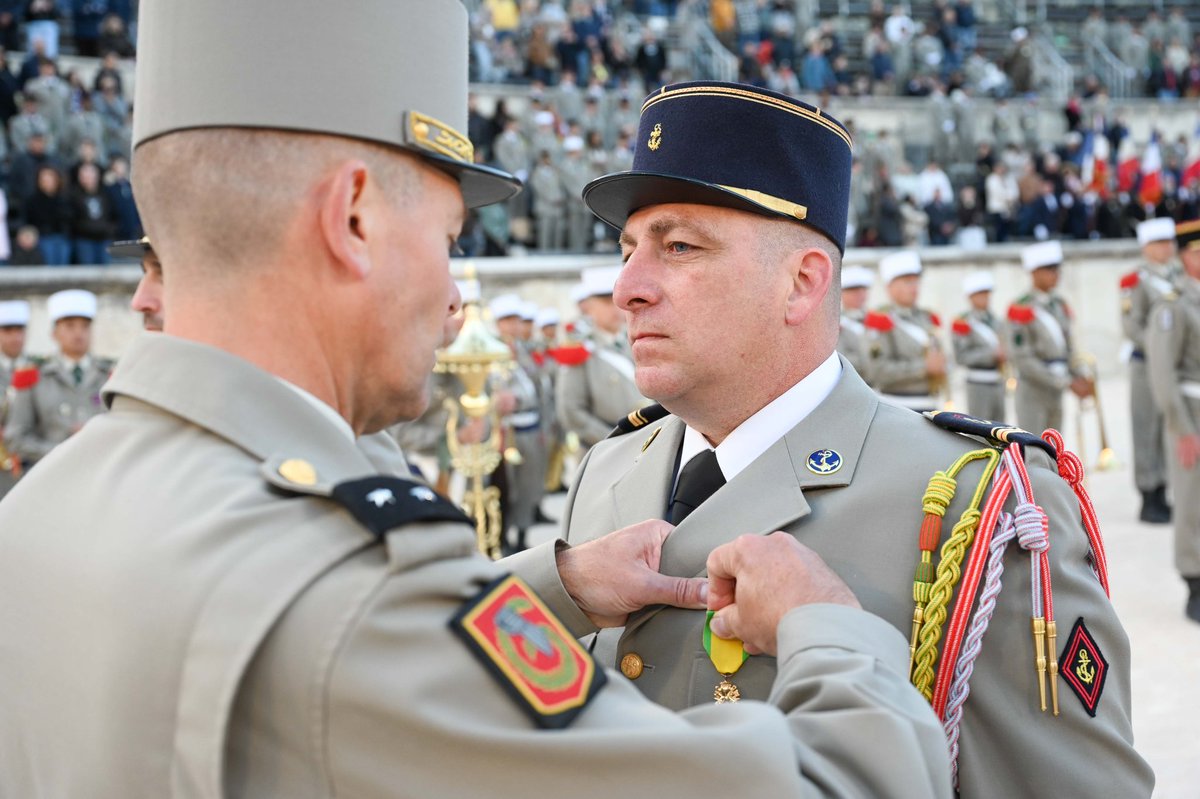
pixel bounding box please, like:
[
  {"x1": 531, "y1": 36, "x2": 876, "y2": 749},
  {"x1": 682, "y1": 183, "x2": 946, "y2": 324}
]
[
  {"x1": 1008, "y1": 240, "x2": 1093, "y2": 435},
  {"x1": 512, "y1": 80, "x2": 1152, "y2": 797},
  {"x1": 3, "y1": 289, "x2": 112, "y2": 472},
  {"x1": 1145, "y1": 219, "x2": 1200, "y2": 622},
  {"x1": 837, "y1": 264, "x2": 873, "y2": 383},
  {"x1": 490, "y1": 293, "x2": 548, "y2": 552},
  {"x1": 952, "y1": 272, "x2": 1007, "y2": 421},
  {"x1": 556, "y1": 265, "x2": 648, "y2": 449},
  {"x1": 866, "y1": 250, "x2": 948, "y2": 413},
  {"x1": 1121, "y1": 217, "x2": 1178, "y2": 523},
  {"x1": 0, "y1": 4, "x2": 957, "y2": 796},
  {"x1": 0, "y1": 300, "x2": 33, "y2": 496},
  {"x1": 110, "y1": 236, "x2": 165, "y2": 332}
]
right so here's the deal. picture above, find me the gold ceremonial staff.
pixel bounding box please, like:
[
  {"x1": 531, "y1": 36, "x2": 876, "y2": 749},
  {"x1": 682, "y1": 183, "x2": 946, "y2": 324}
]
[{"x1": 436, "y1": 267, "x2": 514, "y2": 559}]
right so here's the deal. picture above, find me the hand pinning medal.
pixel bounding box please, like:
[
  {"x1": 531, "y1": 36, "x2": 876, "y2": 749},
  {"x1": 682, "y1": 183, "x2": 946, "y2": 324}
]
[{"x1": 704, "y1": 610, "x2": 748, "y2": 703}]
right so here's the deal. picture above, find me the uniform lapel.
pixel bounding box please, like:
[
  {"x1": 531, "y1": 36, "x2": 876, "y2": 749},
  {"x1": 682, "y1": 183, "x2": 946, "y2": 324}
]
[{"x1": 608, "y1": 416, "x2": 685, "y2": 528}]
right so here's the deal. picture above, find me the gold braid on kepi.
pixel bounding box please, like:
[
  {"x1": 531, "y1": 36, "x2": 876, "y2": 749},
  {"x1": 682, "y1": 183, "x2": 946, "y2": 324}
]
[
  {"x1": 923, "y1": 411, "x2": 1057, "y2": 460},
  {"x1": 606, "y1": 404, "x2": 671, "y2": 438}
]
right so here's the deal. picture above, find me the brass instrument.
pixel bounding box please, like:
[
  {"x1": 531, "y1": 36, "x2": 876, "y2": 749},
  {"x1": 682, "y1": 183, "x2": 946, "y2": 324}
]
[
  {"x1": 1073, "y1": 353, "x2": 1118, "y2": 471},
  {"x1": 436, "y1": 266, "x2": 515, "y2": 559}
]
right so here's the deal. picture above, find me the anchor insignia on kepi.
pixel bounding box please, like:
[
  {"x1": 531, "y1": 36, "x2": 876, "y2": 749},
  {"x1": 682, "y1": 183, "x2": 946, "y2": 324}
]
[
  {"x1": 806, "y1": 449, "x2": 843, "y2": 475},
  {"x1": 647, "y1": 123, "x2": 662, "y2": 151}
]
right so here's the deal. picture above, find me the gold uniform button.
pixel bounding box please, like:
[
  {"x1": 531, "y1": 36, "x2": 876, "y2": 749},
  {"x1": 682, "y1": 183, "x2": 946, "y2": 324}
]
[
  {"x1": 279, "y1": 458, "x2": 318, "y2": 486},
  {"x1": 620, "y1": 652, "x2": 644, "y2": 680}
]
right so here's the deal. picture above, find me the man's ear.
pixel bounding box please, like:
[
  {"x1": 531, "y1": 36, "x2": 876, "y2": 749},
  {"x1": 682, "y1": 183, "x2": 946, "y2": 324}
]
[
  {"x1": 784, "y1": 247, "x2": 834, "y2": 327},
  {"x1": 318, "y1": 159, "x2": 372, "y2": 280}
]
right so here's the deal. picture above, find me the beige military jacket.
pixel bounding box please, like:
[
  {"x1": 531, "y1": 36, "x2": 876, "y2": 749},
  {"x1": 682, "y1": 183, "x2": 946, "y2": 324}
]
[
  {"x1": 837, "y1": 308, "x2": 871, "y2": 384},
  {"x1": 520, "y1": 360, "x2": 1152, "y2": 797},
  {"x1": 866, "y1": 305, "x2": 944, "y2": 402},
  {"x1": 1121, "y1": 259, "x2": 1179, "y2": 354},
  {"x1": 0, "y1": 333, "x2": 953, "y2": 799},
  {"x1": 1007, "y1": 290, "x2": 1078, "y2": 391},
  {"x1": 951, "y1": 309, "x2": 1005, "y2": 375},
  {"x1": 556, "y1": 329, "x2": 647, "y2": 447},
  {"x1": 3, "y1": 353, "x2": 112, "y2": 466},
  {"x1": 1146, "y1": 278, "x2": 1200, "y2": 437},
  {"x1": 0, "y1": 354, "x2": 36, "y2": 495}
]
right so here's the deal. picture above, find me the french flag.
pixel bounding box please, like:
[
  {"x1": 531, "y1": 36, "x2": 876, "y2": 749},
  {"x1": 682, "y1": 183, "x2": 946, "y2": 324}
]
[
  {"x1": 1182, "y1": 117, "x2": 1200, "y2": 190},
  {"x1": 1081, "y1": 126, "x2": 1110, "y2": 197},
  {"x1": 1138, "y1": 132, "x2": 1163, "y2": 206}
]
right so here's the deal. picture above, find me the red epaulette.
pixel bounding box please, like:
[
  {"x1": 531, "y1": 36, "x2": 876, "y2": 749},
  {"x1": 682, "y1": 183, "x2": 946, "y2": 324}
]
[
  {"x1": 1007, "y1": 304, "x2": 1035, "y2": 325},
  {"x1": 10, "y1": 367, "x2": 39, "y2": 390},
  {"x1": 864, "y1": 311, "x2": 894, "y2": 332},
  {"x1": 951, "y1": 318, "x2": 972, "y2": 336},
  {"x1": 1119, "y1": 271, "x2": 1139, "y2": 290},
  {"x1": 531, "y1": 350, "x2": 546, "y2": 367},
  {"x1": 547, "y1": 344, "x2": 590, "y2": 367},
  {"x1": 929, "y1": 312, "x2": 942, "y2": 328}
]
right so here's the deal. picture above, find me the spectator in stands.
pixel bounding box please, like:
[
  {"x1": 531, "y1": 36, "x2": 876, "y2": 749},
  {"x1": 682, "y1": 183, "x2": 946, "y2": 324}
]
[
  {"x1": 25, "y1": 57, "x2": 69, "y2": 141},
  {"x1": 67, "y1": 137, "x2": 103, "y2": 187},
  {"x1": 0, "y1": 45, "x2": 15, "y2": 129},
  {"x1": 96, "y1": 15, "x2": 133, "y2": 58},
  {"x1": 530, "y1": 149, "x2": 565, "y2": 251},
  {"x1": 525, "y1": 23, "x2": 556, "y2": 84},
  {"x1": 92, "y1": 50, "x2": 123, "y2": 96},
  {"x1": 558, "y1": 134, "x2": 594, "y2": 252},
  {"x1": 985, "y1": 159, "x2": 1016, "y2": 242},
  {"x1": 9, "y1": 130, "x2": 60, "y2": 217},
  {"x1": 9, "y1": 92, "x2": 48, "y2": 153},
  {"x1": 104, "y1": 155, "x2": 139, "y2": 242},
  {"x1": 0, "y1": 0, "x2": 19, "y2": 51},
  {"x1": 1004, "y1": 27, "x2": 1033, "y2": 96},
  {"x1": 733, "y1": 0, "x2": 761, "y2": 53},
  {"x1": 916, "y1": 159, "x2": 953, "y2": 206},
  {"x1": 884, "y1": 4, "x2": 914, "y2": 81},
  {"x1": 8, "y1": 225, "x2": 44, "y2": 265},
  {"x1": 899, "y1": 193, "x2": 929, "y2": 246},
  {"x1": 1167, "y1": 9, "x2": 1191, "y2": 55},
  {"x1": 24, "y1": 0, "x2": 59, "y2": 60},
  {"x1": 801, "y1": 40, "x2": 834, "y2": 91},
  {"x1": 73, "y1": 0, "x2": 110, "y2": 57},
  {"x1": 24, "y1": 165, "x2": 71, "y2": 265},
  {"x1": 768, "y1": 0, "x2": 796, "y2": 66},
  {"x1": 1081, "y1": 9, "x2": 1106, "y2": 50},
  {"x1": 635, "y1": 29, "x2": 667, "y2": 89},
  {"x1": 710, "y1": 0, "x2": 736, "y2": 51},
  {"x1": 91, "y1": 74, "x2": 126, "y2": 155},
  {"x1": 68, "y1": 161, "x2": 114, "y2": 264},
  {"x1": 924, "y1": 187, "x2": 956, "y2": 245},
  {"x1": 485, "y1": 0, "x2": 520, "y2": 41}
]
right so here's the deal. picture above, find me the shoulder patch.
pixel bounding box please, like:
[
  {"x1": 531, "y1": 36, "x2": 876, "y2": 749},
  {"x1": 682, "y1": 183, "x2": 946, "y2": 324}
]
[
  {"x1": 864, "y1": 310, "x2": 894, "y2": 332},
  {"x1": 547, "y1": 344, "x2": 590, "y2": 367},
  {"x1": 450, "y1": 574, "x2": 605, "y2": 728},
  {"x1": 10, "y1": 367, "x2": 39, "y2": 390},
  {"x1": 951, "y1": 318, "x2": 972, "y2": 336},
  {"x1": 531, "y1": 350, "x2": 546, "y2": 367},
  {"x1": 1059, "y1": 617, "x2": 1109, "y2": 717},
  {"x1": 328, "y1": 476, "x2": 472, "y2": 538},
  {"x1": 607, "y1": 403, "x2": 670, "y2": 438},
  {"x1": 923, "y1": 410, "x2": 1057, "y2": 460},
  {"x1": 1007, "y1": 304, "x2": 1035, "y2": 325},
  {"x1": 1119, "y1": 271, "x2": 1139, "y2": 291},
  {"x1": 928, "y1": 312, "x2": 942, "y2": 328}
]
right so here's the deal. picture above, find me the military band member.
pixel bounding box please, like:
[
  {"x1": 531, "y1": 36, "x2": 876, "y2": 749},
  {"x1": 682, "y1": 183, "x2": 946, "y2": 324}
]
[
  {"x1": 513, "y1": 80, "x2": 1152, "y2": 797},
  {"x1": 0, "y1": 3, "x2": 956, "y2": 795},
  {"x1": 3, "y1": 289, "x2": 112, "y2": 472},
  {"x1": 556, "y1": 265, "x2": 648, "y2": 448},
  {"x1": 866, "y1": 250, "x2": 947, "y2": 413},
  {"x1": 534, "y1": 306, "x2": 568, "y2": 491},
  {"x1": 952, "y1": 272, "x2": 1007, "y2": 421},
  {"x1": 0, "y1": 300, "x2": 33, "y2": 496},
  {"x1": 1145, "y1": 218, "x2": 1200, "y2": 623},
  {"x1": 110, "y1": 236, "x2": 165, "y2": 332},
  {"x1": 1121, "y1": 217, "x2": 1178, "y2": 524},
  {"x1": 837, "y1": 264, "x2": 873, "y2": 383},
  {"x1": 1008, "y1": 241, "x2": 1093, "y2": 435}
]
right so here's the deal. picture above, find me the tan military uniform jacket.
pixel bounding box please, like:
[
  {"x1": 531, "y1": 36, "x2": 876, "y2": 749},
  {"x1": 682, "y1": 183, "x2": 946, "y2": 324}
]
[
  {"x1": 1008, "y1": 290, "x2": 1076, "y2": 392},
  {"x1": 3, "y1": 353, "x2": 112, "y2": 466},
  {"x1": 837, "y1": 308, "x2": 871, "y2": 384},
  {"x1": 556, "y1": 329, "x2": 647, "y2": 447},
  {"x1": 952, "y1": 309, "x2": 1007, "y2": 420},
  {"x1": 0, "y1": 333, "x2": 953, "y2": 798},
  {"x1": 0, "y1": 354, "x2": 35, "y2": 496},
  {"x1": 1121, "y1": 259, "x2": 1179, "y2": 354},
  {"x1": 1121, "y1": 260, "x2": 1177, "y2": 492},
  {"x1": 866, "y1": 305, "x2": 944, "y2": 406},
  {"x1": 520, "y1": 360, "x2": 1152, "y2": 797}
]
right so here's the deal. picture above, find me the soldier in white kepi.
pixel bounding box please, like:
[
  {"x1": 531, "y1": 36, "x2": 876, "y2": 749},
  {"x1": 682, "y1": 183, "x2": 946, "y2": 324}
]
[
  {"x1": 952, "y1": 272, "x2": 1007, "y2": 421},
  {"x1": 837, "y1": 264, "x2": 874, "y2": 383},
  {"x1": 1121, "y1": 217, "x2": 1178, "y2": 524},
  {"x1": 866, "y1": 250, "x2": 947, "y2": 413},
  {"x1": 0, "y1": 299, "x2": 33, "y2": 496},
  {"x1": 0, "y1": 5, "x2": 956, "y2": 796}
]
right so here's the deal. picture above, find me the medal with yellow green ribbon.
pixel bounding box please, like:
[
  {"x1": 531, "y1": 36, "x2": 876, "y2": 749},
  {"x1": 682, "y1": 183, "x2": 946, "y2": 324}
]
[{"x1": 704, "y1": 610, "x2": 749, "y2": 703}]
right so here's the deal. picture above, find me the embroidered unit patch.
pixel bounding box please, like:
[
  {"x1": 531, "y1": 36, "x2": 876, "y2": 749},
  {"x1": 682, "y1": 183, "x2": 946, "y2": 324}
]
[{"x1": 1059, "y1": 617, "x2": 1109, "y2": 717}]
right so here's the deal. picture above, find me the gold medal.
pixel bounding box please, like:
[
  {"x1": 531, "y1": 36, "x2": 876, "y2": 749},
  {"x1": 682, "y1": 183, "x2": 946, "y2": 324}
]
[
  {"x1": 714, "y1": 676, "x2": 741, "y2": 703},
  {"x1": 704, "y1": 610, "x2": 748, "y2": 704}
]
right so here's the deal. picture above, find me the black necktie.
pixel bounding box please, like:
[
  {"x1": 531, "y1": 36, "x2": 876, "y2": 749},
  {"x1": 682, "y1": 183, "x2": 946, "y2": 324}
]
[
  {"x1": 72, "y1": 364, "x2": 83, "y2": 386},
  {"x1": 669, "y1": 449, "x2": 726, "y2": 524}
]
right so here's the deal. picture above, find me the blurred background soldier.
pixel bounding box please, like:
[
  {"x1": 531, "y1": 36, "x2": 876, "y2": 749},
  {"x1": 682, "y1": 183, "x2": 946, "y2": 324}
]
[
  {"x1": 0, "y1": 300, "x2": 32, "y2": 496},
  {"x1": 490, "y1": 293, "x2": 547, "y2": 553},
  {"x1": 952, "y1": 272, "x2": 1007, "y2": 421},
  {"x1": 557, "y1": 265, "x2": 647, "y2": 449},
  {"x1": 838, "y1": 265, "x2": 874, "y2": 384},
  {"x1": 3, "y1": 289, "x2": 111, "y2": 472},
  {"x1": 1121, "y1": 218, "x2": 1178, "y2": 524},
  {"x1": 559, "y1": 135, "x2": 595, "y2": 252},
  {"x1": 1008, "y1": 241, "x2": 1093, "y2": 435},
  {"x1": 866, "y1": 250, "x2": 947, "y2": 413},
  {"x1": 1146, "y1": 219, "x2": 1200, "y2": 623},
  {"x1": 530, "y1": 149, "x2": 565, "y2": 251},
  {"x1": 533, "y1": 306, "x2": 568, "y2": 492}
]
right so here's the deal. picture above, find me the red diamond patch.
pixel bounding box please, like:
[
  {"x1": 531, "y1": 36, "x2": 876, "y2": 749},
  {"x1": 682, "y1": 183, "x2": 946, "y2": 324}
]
[{"x1": 1059, "y1": 617, "x2": 1109, "y2": 717}]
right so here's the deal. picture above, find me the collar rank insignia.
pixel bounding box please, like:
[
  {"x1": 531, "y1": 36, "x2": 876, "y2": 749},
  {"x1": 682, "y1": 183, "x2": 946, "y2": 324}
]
[
  {"x1": 806, "y1": 449, "x2": 842, "y2": 475},
  {"x1": 451, "y1": 574, "x2": 605, "y2": 728},
  {"x1": 1059, "y1": 617, "x2": 1109, "y2": 717}
]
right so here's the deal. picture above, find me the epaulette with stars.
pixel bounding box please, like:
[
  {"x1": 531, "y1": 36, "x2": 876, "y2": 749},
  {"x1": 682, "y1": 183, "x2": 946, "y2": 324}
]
[{"x1": 606, "y1": 403, "x2": 671, "y2": 439}]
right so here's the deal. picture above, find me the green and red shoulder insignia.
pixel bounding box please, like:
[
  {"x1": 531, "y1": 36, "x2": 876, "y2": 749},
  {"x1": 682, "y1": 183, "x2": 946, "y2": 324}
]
[
  {"x1": 450, "y1": 574, "x2": 605, "y2": 728},
  {"x1": 951, "y1": 317, "x2": 972, "y2": 337},
  {"x1": 864, "y1": 310, "x2": 894, "y2": 332},
  {"x1": 1059, "y1": 617, "x2": 1108, "y2": 717},
  {"x1": 1119, "y1": 271, "x2": 1139, "y2": 291},
  {"x1": 1007, "y1": 303, "x2": 1035, "y2": 325},
  {"x1": 10, "y1": 366, "x2": 39, "y2": 390}
]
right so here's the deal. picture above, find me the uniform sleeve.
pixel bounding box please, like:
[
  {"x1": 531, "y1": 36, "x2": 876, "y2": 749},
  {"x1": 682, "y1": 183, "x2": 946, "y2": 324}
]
[
  {"x1": 322, "y1": 565, "x2": 954, "y2": 799},
  {"x1": 2, "y1": 385, "x2": 55, "y2": 463},
  {"x1": 1120, "y1": 284, "x2": 1149, "y2": 351},
  {"x1": 947, "y1": 452, "x2": 1154, "y2": 796},
  {"x1": 556, "y1": 362, "x2": 614, "y2": 448},
  {"x1": 868, "y1": 329, "x2": 928, "y2": 387},
  {"x1": 1008, "y1": 323, "x2": 1069, "y2": 392},
  {"x1": 1145, "y1": 301, "x2": 1195, "y2": 437}
]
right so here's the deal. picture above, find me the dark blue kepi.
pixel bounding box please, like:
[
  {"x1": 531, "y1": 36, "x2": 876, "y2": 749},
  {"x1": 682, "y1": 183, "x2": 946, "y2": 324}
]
[{"x1": 583, "y1": 81, "x2": 854, "y2": 253}]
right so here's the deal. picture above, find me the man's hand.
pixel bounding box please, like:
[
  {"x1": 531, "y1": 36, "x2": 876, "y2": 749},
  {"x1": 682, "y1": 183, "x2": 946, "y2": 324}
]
[
  {"x1": 707, "y1": 532, "x2": 860, "y2": 657},
  {"x1": 925, "y1": 349, "x2": 947, "y2": 378},
  {"x1": 1070, "y1": 376, "x2": 1094, "y2": 399},
  {"x1": 555, "y1": 520, "x2": 708, "y2": 628},
  {"x1": 1178, "y1": 434, "x2": 1200, "y2": 470}
]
